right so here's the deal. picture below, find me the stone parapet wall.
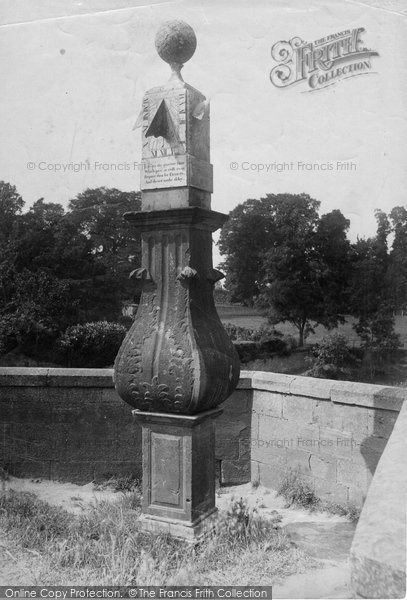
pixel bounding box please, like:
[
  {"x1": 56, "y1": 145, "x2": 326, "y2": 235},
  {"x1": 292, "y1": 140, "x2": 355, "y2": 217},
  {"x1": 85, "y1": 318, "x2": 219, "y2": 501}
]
[
  {"x1": 247, "y1": 372, "x2": 404, "y2": 506},
  {"x1": 0, "y1": 368, "x2": 405, "y2": 507},
  {"x1": 0, "y1": 368, "x2": 140, "y2": 483}
]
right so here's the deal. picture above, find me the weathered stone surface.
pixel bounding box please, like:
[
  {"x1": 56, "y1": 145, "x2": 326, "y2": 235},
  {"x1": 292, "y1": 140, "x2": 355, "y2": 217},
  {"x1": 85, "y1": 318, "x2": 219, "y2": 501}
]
[
  {"x1": 215, "y1": 438, "x2": 239, "y2": 460},
  {"x1": 309, "y1": 453, "x2": 337, "y2": 481},
  {"x1": 284, "y1": 521, "x2": 356, "y2": 560},
  {"x1": 307, "y1": 476, "x2": 349, "y2": 504},
  {"x1": 253, "y1": 390, "x2": 283, "y2": 419},
  {"x1": 289, "y1": 376, "x2": 334, "y2": 400},
  {"x1": 114, "y1": 21, "x2": 239, "y2": 417},
  {"x1": 155, "y1": 20, "x2": 197, "y2": 66},
  {"x1": 254, "y1": 459, "x2": 287, "y2": 489},
  {"x1": 220, "y1": 459, "x2": 250, "y2": 485},
  {"x1": 311, "y1": 399, "x2": 336, "y2": 427},
  {"x1": 318, "y1": 427, "x2": 354, "y2": 459},
  {"x1": 350, "y1": 401, "x2": 407, "y2": 599},
  {"x1": 251, "y1": 372, "x2": 296, "y2": 394},
  {"x1": 334, "y1": 403, "x2": 370, "y2": 441},
  {"x1": 337, "y1": 458, "x2": 373, "y2": 490},
  {"x1": 114, "y1": 210, "x2": 240, "y2": 415},
  {"x1": 331, "y1": 381, "x2": 405, "y2": 411},
  {"x1": 134, "y1": 409, "x2": 221, "y2": 538},
  {"x1": 283, "y1": 394, "x2": 314, "y2": 423}
]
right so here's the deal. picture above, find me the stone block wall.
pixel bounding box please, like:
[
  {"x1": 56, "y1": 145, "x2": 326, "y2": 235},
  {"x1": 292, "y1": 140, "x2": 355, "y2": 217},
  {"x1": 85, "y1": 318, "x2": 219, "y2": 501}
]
[
  {"x1": 0, "y1": 368, "x2": 141, "y2": 483},
  {"x1": 249, "y1": 372, "x2": 404, "y2": 506},
  {"x1": 0, "y1": 367, "x2": 405, "y2": 507},
  {"x1": 0, "y1": 368, "x2": 251, "y2": 485}
]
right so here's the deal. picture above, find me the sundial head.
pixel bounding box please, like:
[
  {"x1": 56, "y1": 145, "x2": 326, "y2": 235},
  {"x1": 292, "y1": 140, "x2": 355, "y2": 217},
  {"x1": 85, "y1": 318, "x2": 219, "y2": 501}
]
[{"x1": 155, "y1": 20, "x2": 197, "y2": 81}]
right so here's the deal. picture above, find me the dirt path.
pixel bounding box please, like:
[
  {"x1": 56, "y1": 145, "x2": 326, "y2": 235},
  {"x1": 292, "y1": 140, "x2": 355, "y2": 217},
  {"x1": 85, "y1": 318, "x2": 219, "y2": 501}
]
[{"x1": 217, "y1": 483, "x2": 354, "y2": 599}]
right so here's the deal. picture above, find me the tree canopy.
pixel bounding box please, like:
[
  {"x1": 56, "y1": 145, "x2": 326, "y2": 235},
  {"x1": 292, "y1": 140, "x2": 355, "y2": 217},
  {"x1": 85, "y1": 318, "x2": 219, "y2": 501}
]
[
  {"x1": 0, "y1": 182, "x2": 141, "y2": 357},
  {"x1": 219, "y1": 193, "x2": 403, "y2": 346}
]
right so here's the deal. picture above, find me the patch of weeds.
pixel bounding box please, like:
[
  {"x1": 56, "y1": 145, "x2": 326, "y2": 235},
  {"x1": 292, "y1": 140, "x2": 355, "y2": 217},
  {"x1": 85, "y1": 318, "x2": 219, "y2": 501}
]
[
  {"x1": 0, "y1": 490, "x2": 316, "y2": 586},
  {"x1": 213, "y1": 497, "x2": 283, "y2": 547},
  {"x1": 93, "y1": 475, "x2": 141, "y2": 493},
  {"x1": 321, "y1": 501, "x2": 361, "y2": 523},
  {"x1": 278, "y1": 467, "x2": 361, "y2": 522},
  {"x1": 251, "y1": 479, "x2": 260, "y2": 489},
  {"x1": 277, "y1": 467, "x2": 319, "y2": 509}
]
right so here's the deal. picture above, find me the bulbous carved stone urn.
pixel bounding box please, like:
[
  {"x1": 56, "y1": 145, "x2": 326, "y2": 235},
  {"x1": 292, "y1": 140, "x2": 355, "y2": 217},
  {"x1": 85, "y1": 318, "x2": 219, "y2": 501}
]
[{"x1": 114, "y1": 20, "x2": 240, "y2": 416}]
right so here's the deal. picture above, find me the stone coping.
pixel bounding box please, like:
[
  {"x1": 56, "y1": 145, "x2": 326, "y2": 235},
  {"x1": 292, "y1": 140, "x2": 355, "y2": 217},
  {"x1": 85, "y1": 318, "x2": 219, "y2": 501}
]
[
  {"x1": 0, "y1": 367, "x2": 114, "y2": 388},
  {"x1": 241, "y1": 370, "x2": 406, "y2": 411},
  {"x1": 0, "y1": 367, "x2": 405, "y2": 411}
]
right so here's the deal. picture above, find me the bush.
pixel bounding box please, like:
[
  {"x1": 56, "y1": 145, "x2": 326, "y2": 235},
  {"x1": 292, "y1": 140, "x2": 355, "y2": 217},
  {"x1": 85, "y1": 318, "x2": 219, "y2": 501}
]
[
  {"x1": 355, "y1": 307, "x2": 401, "y2": 378},
  {"x1": 224, "y1": 323, "x2": 257, "y2": 341},
  {"x1": 225, "y1": 323, "x2": 294, "y2": 362},
  {"x1": 307, "y1": 333, "x2": 357, "y2": 380},
  {"x1": 56, "y1": 321, "x2": 127, "y2": 367}
]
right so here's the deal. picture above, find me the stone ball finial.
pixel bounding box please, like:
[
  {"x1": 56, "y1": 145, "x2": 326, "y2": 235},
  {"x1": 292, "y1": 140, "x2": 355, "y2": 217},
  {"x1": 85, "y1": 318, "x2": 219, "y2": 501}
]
[{"x1": 155, "y1": 20, "x2": 197, "y2": 66}]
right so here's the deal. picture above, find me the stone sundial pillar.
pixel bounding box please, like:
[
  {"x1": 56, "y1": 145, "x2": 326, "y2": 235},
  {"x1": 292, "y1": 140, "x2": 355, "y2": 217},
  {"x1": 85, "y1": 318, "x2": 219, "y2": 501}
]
[{"x1": 114, "y1": 20, "x2": 240, "y2": 541}]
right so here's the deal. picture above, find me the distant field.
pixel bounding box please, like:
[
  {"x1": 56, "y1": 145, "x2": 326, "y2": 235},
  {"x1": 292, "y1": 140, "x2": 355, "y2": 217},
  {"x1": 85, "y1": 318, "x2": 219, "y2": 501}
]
[{"x1": 216, "y1": 304, "x2": 407, "y2": 348}]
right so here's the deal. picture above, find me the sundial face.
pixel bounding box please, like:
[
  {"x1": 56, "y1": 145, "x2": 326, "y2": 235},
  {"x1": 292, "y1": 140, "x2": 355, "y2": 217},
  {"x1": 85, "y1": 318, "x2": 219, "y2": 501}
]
[{"x1": 142, "y1": 88, "x2": 186, "y2": 159}]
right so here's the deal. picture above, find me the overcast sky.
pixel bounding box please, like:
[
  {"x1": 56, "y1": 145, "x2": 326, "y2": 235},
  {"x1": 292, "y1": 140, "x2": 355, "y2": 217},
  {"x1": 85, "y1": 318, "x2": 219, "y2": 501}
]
[{"x1": 1, "y1": 0, "x2": 406, "y2": 266}]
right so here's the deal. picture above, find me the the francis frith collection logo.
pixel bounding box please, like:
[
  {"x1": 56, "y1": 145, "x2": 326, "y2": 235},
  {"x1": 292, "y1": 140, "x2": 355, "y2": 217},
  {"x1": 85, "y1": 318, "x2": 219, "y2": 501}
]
[{"x1": 270, "y1": 27, "x2": 379, "y2": 91}]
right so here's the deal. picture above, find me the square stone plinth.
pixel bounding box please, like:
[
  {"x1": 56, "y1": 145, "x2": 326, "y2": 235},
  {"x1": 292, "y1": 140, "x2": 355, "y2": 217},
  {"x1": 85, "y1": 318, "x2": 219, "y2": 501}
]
[{"x1": 132, "y1": 407, "x2": 222, "y2": 542}]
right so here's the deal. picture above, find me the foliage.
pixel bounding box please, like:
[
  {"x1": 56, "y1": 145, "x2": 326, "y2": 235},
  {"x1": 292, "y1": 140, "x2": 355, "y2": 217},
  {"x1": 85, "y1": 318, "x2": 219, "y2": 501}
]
[
  {"x1": 93, "y1": 475, "x2": 141, "y2": 493},
  {"x1": 219, "y1": 194, "x2": 352, "y2": 345},
  {"x1": 0, "y1": 182, "x2": 142, "y2": 361},
  {"x1": 56, "y1": 321, "x2": 127, "y2": 367},
  {"x1": 388, "y1": 206, "x2": 407, "y2": 313},
  {"x1": 0, "y1": 491, "x2": 72, "y2": 549},
  {"x1": 354, "y1": 307, "x2": 401, "y2": 378},
  {"x1": 224, "y1": 323, "x2": 295, "y2": 363},
  {"x1": 67, "y1": 188, "x2": 142, "y2": 321},
  {"x1": 213, "y1": 287, "x2": 231, "y2": 304},
  {"x1": 214, "y1": 497, "x2": 282, "y2": 545},
  {"x1": 0, "y1": 490, "x2": 311, "y2": 586},
  {"x1": 277, "y1": 466, "x2": 360, "y2": 521},
  {"x1": 223, "y1": 322, "x2": 283, "y2": 342},
  {"x1": 277, "y1": 466, "x2": 320, "y2": 508},
  {"x1": 307, "y1": 333, "x2": 358, "y2": 380},
  {"x1": 0, "y1": 181, "x2": 24, "y2": 251},
  {"x1": 0, "y1": 267, "x2": 77, "y2": 357}
]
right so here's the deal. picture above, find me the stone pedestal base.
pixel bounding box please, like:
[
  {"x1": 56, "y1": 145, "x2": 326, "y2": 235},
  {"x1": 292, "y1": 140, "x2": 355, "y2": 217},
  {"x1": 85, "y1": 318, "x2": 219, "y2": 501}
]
[{"x1": 133, "y1": 408, "x2": 222, "y2": 542}]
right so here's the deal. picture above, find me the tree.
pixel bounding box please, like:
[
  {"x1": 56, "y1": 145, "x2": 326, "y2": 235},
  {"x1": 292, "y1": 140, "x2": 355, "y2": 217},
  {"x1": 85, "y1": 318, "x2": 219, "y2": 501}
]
[
  {"x1": 0, "y1": 183, "x2": 142, "y2": 358},
  {"x1": 67, "y1": 188, "x2": 142, "y2": 320},
  {"x1": 349, "y1": 209, "x2": 391, "y2": 319},
  {"x1": 0, "y1": 181, "x2": 24, "y2": 254},
  {"x1": 219, "y1": 194, "x2": 352, "y2": 345},
  {"x1": 388, "y1": 206, "x2": 407, "y2": 313},
  {"x1": 218, "y1": 197, "x2": 283, "y2": 305},
  {"x1": 0, "y1": 266, "x2": 76, "y2": 356}
]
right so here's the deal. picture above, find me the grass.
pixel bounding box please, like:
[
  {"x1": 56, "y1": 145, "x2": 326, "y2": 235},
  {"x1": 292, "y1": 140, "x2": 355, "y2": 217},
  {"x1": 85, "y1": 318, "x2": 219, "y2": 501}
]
[
  {"x1": 0, "y1": 490, "x2": 317, "y2": 586},
  {"x1": 92, "y1": 474, "x2": 141, "y2": 493},
  {"x1": 277, "y1": 466, "x2": 361, "y2": 524},
  {"x1": 217, "y1": 306, "x2": 407, "y2": 349}
]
